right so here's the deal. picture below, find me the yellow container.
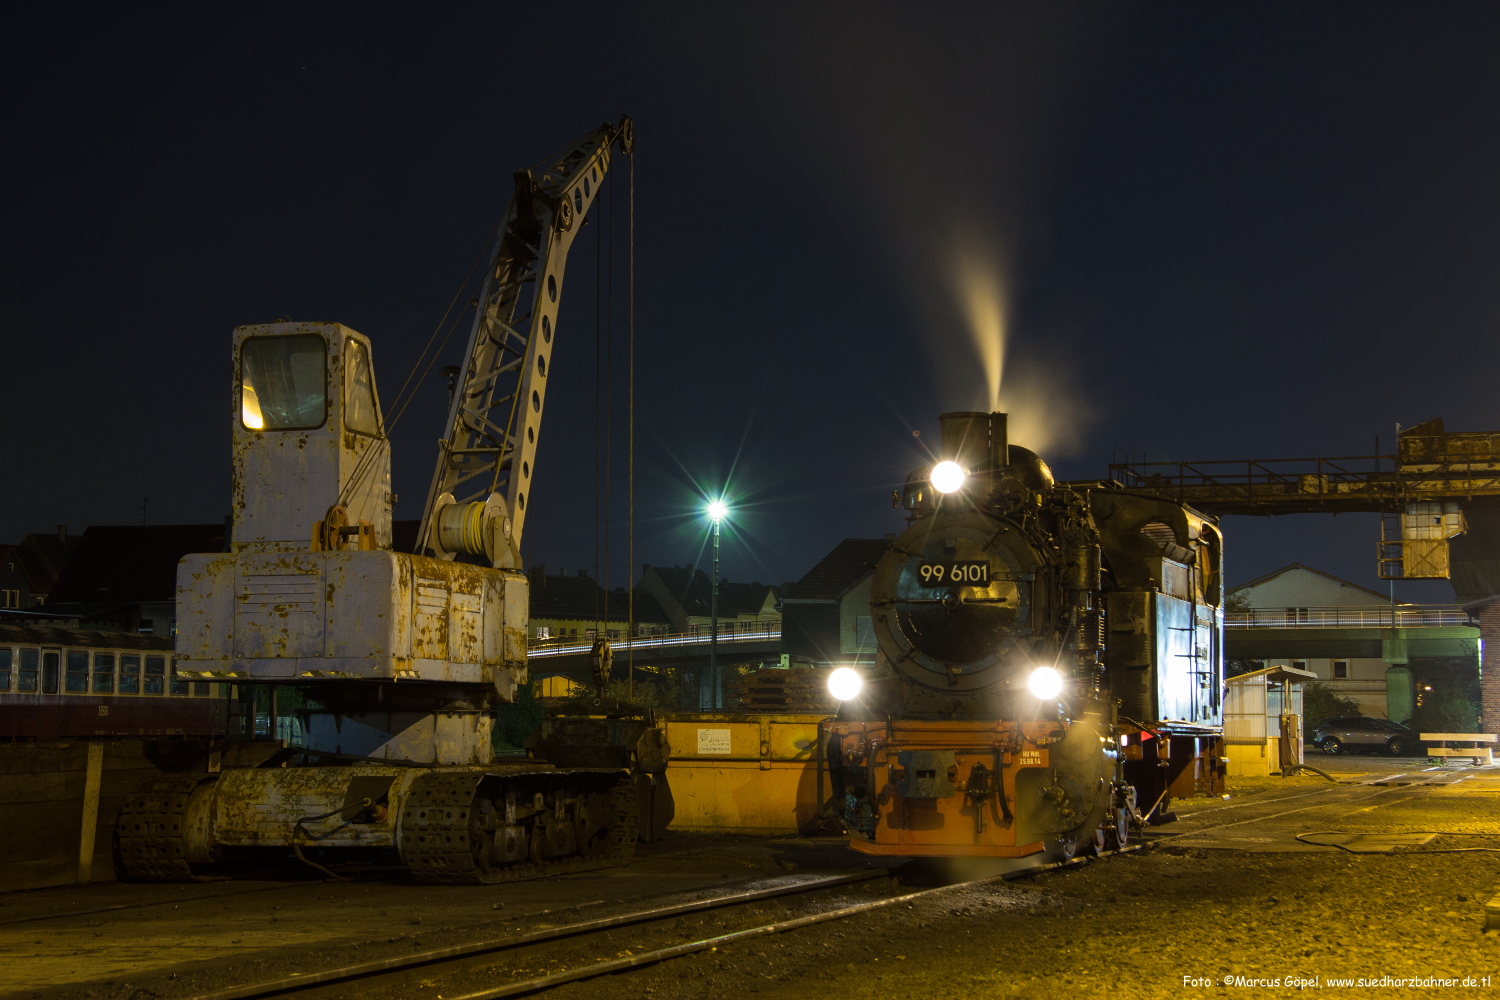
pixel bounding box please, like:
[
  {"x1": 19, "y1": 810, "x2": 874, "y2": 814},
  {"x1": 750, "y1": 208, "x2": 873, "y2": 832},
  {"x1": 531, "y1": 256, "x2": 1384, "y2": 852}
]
[{"x1": 661, "y1": 713, "x2": 828, "y2": 834}]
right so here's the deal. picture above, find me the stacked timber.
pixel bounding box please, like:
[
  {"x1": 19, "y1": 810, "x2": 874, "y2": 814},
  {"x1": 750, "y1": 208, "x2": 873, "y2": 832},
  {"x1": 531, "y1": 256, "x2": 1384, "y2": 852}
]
[{"x1": 726, "y1": 667, "x2": 836, "y2": 714}]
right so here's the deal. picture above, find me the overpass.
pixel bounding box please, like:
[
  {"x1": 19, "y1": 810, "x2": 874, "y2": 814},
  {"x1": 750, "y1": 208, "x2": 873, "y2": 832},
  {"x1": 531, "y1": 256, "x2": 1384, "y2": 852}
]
[
  {"x1": 1224, "y1": 604, "x2": 1477, "y2": 661},
  {"x1": 525, "y1": 625, "x2": 781, "y2": 684}
]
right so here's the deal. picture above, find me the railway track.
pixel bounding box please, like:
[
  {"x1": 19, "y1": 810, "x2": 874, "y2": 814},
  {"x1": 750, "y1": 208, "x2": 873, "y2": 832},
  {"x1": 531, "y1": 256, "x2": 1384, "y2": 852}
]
[
  {"x1": 167, "y1": 847, "x2": 1138, "y2": 1000},
  {"x1": 1155, "y1": 767, "x2": 1480, "y2": 845}
]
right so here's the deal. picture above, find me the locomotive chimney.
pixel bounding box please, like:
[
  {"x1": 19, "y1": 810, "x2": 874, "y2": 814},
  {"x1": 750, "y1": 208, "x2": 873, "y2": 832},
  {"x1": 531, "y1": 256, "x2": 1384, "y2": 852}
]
[
  {"x1": 989, "y1": 411, "x2": 1009, "y2": 468},
  {"x1": 939, "y1": 411, "x2": 993, "y2": 471}
]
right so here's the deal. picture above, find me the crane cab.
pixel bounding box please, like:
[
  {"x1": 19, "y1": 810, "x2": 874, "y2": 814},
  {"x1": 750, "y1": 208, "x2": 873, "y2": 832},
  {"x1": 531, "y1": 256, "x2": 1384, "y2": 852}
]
[{"x1": 173, "y1": 322, "x2": 528, "y2": 764}]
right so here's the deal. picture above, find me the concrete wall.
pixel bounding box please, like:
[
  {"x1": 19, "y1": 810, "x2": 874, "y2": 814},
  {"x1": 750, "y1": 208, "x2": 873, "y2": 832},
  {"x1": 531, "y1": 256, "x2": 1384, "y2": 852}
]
[{"x1": 0, "y1": 740, "x2": 211, "y2": 893}]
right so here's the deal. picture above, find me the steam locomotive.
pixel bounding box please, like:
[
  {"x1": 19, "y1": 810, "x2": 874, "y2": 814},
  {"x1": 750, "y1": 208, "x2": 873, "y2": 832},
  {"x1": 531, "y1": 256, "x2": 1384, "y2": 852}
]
[{"x1": 826, "y1": 411, "x2": 1224, "y2": 861}]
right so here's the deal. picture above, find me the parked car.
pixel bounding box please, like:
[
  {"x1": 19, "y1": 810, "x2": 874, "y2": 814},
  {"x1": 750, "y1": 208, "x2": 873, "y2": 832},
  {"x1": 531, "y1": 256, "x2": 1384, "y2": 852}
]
[{"x1": 1313, "y1": 716, "x2": 1416, "y2": 756}]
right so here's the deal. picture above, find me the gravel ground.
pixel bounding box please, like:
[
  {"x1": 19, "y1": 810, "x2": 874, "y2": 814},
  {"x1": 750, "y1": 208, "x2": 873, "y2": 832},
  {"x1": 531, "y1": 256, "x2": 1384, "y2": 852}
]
[{"x1": 6, "y1": 760, "x2": 1497, "y2": 1000}]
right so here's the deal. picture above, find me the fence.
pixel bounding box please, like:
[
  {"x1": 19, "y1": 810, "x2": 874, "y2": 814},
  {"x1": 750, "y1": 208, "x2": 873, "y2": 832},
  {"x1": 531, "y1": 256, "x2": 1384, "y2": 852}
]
[{"x1": 1224, "y1": 605, "x2": 1471, "y2": 629}]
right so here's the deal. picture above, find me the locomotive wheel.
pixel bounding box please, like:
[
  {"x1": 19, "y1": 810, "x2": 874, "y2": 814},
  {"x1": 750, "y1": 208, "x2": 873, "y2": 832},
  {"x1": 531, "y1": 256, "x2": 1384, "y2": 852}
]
[{"x1": 1104, "y1": 808, "x2": 1129, "y2": 851}]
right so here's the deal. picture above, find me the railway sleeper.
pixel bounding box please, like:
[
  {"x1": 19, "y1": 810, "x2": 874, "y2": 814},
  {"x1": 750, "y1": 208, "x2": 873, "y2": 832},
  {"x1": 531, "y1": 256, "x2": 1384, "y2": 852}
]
[{"x1": 115, "y1": 767, "x2": 638, "y2": 885}]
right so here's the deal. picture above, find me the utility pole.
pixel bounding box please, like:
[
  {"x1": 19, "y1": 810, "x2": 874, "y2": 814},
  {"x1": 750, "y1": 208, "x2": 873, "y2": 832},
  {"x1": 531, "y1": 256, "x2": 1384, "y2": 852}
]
[{"x1": 710, "y1": 515, "x2": 720, "y2": 710}]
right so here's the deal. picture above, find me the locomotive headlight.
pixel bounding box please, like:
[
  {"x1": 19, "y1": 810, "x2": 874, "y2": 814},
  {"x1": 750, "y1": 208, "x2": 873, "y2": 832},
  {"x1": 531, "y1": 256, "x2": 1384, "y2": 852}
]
[
  {"x1": 1027, "y1": 665, "x2": 1064, "y2": 700},
  {"x1": 930, "y1": 460, "x2": 967, "y2": 494},
  {"x1": 828, "y1": 666, "x2": 863, "y2": 701}
]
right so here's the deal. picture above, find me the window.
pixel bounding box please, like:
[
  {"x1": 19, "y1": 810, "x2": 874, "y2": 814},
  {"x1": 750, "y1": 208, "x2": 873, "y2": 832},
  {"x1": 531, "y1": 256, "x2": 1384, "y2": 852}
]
[
  {"x1": 170, "y1": 659, "x2": 188, "y2": 696},
  {"x1": 119, "y1": 654, "x2": 140, "y2": 694},
  {"x1": 92, "y1": 653, "x2": 115, "y2": 694},
  {"x1": 343, "y1": 338, "x2": 381, "y2": 435},
  {"x1": 144, "y1": 655, "x2": 166, "y2": 695},
  {"x1": 65, "y1": 651, "x2": 89, "y2": 693},
  {"x1": 240, "y1": 334, "x2": 327, "y2": 430},
  {"x1": 0, "y1": 649, "x2": 10, "y2": 692},
  {"x1": 18, "y1": 649, "x2": 38, "y2": 693},
  {"x1": 1285, "y1": 607, "x2": 1309, "y2": 624},
  {"x1": 1292, "y1": 661, "x2": 1307, "y2": 672},
  {"x1": 1, "y1": 590, "x2": 18, "y2": 608},
  {"x1": 41, "y1": 650, "x2": 58, "y2": 693},
  {"x1": 1333, "y1": 660, "x2": 1348, "y2": 679}
]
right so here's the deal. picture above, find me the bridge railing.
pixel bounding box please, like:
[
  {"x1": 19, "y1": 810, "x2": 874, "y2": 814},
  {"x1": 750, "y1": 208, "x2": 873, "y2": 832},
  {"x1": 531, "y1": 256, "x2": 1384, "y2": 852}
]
[
  {"x1": 1224, "y1": 605, "x2": 1472, "y2": 629},
  {"x1": 527, "y1": 622, "x2": 781, "y2": 658}
]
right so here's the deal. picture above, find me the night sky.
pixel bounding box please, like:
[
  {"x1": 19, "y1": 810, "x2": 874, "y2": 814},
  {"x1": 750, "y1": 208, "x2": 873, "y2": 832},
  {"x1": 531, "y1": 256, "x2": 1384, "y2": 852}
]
[{"x1": 5, "y1": 4, "x2": 1498, "y2": 602}]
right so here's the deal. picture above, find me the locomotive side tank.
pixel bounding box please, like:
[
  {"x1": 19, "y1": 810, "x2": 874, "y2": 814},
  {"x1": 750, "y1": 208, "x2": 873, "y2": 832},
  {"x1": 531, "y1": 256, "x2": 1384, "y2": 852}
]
[{"x1": 828, "y1": 411, "x2": 1224, "y2": 860}]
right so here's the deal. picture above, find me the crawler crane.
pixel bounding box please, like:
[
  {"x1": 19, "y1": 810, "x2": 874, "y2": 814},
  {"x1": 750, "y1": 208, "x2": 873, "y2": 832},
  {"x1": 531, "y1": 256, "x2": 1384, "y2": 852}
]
[{"x1": 117, "y1": 118, "x2": 662, "y2": 884}]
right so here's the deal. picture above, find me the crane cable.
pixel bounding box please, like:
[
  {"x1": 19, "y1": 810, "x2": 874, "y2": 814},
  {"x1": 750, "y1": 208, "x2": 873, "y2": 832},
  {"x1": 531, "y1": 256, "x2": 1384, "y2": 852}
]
[{"x1": 335, "y1": 226, "x2": 493, "y2": 512}]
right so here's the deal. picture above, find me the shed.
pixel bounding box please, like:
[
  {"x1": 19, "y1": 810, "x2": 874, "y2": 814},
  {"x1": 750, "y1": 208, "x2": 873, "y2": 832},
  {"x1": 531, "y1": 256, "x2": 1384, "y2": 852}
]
[{"x1": 1223, "y1": 664, "x2": 1318, "y2": 777}]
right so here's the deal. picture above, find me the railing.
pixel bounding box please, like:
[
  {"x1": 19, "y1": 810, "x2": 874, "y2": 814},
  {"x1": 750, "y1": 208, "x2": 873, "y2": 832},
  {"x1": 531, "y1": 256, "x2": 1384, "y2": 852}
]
[
  {"x1": 1224, "y1": 605, "x2": 1472, "y2": 629},
  {"x1": 527, "y1": 622, "x2": 781, "y2": 659}
]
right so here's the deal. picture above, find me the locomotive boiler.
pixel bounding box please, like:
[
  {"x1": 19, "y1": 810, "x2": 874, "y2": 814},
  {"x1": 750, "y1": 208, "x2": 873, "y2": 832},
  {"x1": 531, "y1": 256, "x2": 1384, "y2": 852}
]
[{"x1": 826, "y1": 411, "x2": 1224, "y2": 861}]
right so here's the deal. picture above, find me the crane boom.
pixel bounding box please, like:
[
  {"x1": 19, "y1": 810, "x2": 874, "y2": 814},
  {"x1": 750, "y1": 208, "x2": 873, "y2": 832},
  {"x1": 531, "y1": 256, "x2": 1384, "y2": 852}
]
[{"x1": 419, "y1": 117, "x2": 632, "y2": 565}]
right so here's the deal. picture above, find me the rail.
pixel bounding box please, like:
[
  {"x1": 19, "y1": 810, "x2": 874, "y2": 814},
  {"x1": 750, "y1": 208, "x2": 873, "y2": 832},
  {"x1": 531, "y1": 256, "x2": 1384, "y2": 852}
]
[
  {"x1": 1224, "y1": 605, "x2": 1472, "y2": 629},
  {"x1": 527, "y1": 623, "x2": 781, "y2": 659}
]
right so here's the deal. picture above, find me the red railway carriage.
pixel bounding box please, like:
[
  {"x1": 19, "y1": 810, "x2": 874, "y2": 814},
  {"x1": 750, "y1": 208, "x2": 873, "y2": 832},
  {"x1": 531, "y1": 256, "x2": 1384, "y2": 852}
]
[{"x1": 0, "y1": 623, "x2": 229, "y2": 740}]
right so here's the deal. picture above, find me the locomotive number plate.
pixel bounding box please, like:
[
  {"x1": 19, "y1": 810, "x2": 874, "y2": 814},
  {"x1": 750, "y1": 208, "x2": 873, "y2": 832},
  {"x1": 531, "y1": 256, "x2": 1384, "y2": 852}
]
[{"x1": 917, "y1": 561, "x2": 989, "y2": 586}]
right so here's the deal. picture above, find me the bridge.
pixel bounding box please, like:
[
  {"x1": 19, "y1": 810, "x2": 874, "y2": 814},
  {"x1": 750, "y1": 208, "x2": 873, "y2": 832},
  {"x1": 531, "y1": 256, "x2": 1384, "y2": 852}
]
[
  {"x1": 1224, "y1": 604, "x2": 1478, "y2": 661},
  {"x1": 525, "y1": 625, "x2": 782, "y2": 684}
]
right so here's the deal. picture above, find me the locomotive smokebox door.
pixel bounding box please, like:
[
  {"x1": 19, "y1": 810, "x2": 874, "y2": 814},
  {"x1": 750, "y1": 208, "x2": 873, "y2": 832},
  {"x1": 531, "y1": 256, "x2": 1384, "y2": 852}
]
[{"x1": 896, "y1": 750, "x2": 956, "y2": 798}]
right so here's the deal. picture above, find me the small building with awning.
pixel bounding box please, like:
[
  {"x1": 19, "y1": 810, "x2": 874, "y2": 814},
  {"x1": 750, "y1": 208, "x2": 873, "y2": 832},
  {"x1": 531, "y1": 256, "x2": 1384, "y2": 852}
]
[{"x1": 1223, "y1": 663, "x2": 1319, "y2": 777}]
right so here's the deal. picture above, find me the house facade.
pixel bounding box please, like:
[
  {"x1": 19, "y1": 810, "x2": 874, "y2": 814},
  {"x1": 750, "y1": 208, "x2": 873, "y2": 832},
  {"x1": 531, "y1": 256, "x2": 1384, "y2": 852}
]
[
  {"x1": 1228, "y1": 563, "x2": 1408, "y2": 718},
  {"x1": 779, "y1": 538, "x2": 890, "y2": 667}
]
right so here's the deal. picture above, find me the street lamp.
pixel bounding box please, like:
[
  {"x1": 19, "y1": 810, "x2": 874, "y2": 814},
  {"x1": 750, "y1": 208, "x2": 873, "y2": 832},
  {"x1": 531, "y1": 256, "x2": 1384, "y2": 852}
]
[{"x1": 706, "y1": 499, "x2": 728, "y2": 711}]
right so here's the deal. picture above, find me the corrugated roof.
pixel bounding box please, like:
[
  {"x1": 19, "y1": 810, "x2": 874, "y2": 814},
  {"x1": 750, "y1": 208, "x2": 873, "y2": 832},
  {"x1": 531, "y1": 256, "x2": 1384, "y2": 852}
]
[{"x1": 782, "y1": 538, "x2": 890, "y2": 601}]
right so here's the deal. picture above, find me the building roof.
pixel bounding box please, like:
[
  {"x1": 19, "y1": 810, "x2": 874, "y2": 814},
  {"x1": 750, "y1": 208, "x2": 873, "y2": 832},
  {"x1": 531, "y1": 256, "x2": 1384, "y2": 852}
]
[
  {"x1": 0, "y1": 621, "x2": 173, "y2": 650},
  {"x1": 644, "y1": 565, "x2": 775, "y2": 618},
  {"x1": 1228, "y1": 563, "x2": 1390, "y2": 603},
  {"x1": 1225, "y1": 664, "x2": 1320, "y2": 684},
  {"x1": 782, "y1": 538, "x2": 891, "y2": 601},
  {"x1": 528, "y1": 568, "x2": 670, "y2": 625},
  {"x1": 48, "y1": 524, "x2": 227, "y2": 603}
]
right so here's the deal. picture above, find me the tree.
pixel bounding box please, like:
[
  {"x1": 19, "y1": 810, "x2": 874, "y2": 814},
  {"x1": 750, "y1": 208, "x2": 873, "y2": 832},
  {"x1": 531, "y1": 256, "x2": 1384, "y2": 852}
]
[{"x1": 1301, "y1": 680, "x2": 1360, "y2": 742}]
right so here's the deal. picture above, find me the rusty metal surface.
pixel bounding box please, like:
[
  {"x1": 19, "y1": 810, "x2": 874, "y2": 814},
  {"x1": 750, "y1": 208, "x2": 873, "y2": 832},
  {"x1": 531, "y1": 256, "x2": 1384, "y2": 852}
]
[{"x1": 210, "y1": 766, "x2": 424, "y2": 848}]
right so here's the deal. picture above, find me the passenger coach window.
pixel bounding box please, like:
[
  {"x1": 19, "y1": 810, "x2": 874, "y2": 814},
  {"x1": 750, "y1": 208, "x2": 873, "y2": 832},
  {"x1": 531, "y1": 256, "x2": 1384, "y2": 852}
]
[
  {"x1": 170, "y1": 659, "x2": 188, "y2": 695},
  {"x1": 0, "y1": 649, "x2": 10, "y2": 691},
  {"x1": 93, "y1": 653, "x2": 115, "y2": 693},
  {"x1": 145, "y1": 655, "x2": 165, "y2": 694},
  {"x1": 240, "y1": 334, "x2": 327, "y2": 430},
  {"x1": 120, "y1": 654, "x2": 140, "y2": 694},
  {"x1": 18, "y1": 649, "x2": 37, "y2": 692},
  {"x1": 42, "y1": 651, "x2": 59, "y2": 693}
]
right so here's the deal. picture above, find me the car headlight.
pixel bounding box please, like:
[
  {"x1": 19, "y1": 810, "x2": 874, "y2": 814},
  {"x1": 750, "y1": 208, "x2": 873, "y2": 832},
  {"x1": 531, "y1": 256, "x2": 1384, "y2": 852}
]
[
  {"x1": 828, "y1": 666, "x2": 863, "y2": 701},
  {"x1": 1026, "y1": 666, "x2": 1063, "y2": 700},
  {"x1": 930, "y1": 460, "x2": 967, "y2": 494}
]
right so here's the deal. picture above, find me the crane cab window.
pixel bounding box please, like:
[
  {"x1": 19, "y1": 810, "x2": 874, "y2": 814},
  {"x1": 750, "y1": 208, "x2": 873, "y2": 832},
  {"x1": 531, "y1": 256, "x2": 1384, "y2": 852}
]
[
  {"x1": 0, "y1": 649, "x2": 10, "y2": 691},
  {"x1": 65, "y1": 651, "x2": 88, "y2": 693},
  {"x1": 343, "y1": 338, "x2": 380, "y2": 436},
  {"x1": 241, "y1": 334, "x2": 327, "y2": 430}
]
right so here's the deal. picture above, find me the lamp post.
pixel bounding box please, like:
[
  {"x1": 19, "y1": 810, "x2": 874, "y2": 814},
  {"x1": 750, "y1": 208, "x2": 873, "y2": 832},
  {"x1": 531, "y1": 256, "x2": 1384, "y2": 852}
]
[{"x1": 706, "y1": 499, "x2": 728, "y2": 711}]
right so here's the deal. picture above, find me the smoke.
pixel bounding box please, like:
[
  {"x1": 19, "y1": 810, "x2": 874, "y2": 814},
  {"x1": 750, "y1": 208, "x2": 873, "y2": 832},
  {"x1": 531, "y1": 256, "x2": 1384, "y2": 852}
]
[
  {"x1": 949, "y1": 231, "x2": 1091, "y2": 456},
  {"x1": 716, "y1": 4, "x2": 1109, "y2": 458}
]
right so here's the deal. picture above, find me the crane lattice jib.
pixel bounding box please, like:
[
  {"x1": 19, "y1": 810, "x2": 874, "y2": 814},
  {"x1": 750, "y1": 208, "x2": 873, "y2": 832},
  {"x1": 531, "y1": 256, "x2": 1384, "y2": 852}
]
[{"x1": 418, "y1": 118, "x2": 632, "y2": 557}]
